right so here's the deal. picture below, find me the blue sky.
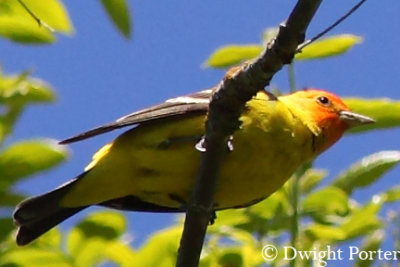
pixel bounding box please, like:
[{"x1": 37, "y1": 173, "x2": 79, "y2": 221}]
[{"x1": 1, "y1": 0, "x2": 400, "y2": 260}]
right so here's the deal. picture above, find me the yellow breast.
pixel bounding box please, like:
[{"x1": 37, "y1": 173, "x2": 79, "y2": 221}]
[{"x1": 61, "y1": 96, "x2": 314, "y2": 209}]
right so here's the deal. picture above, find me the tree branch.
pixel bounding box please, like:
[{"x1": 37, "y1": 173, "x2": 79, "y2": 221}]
[
  {"x1": 176, "y1": 1, "x2": 322, "y2": 266},
  {"x1": 297, "y1": 0, "x2": 367, "y2": 52}
]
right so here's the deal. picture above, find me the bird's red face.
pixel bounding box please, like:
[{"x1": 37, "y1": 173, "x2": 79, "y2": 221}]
[{"x1": 285, "y1": 89, "x2": 374, "y2": 154}]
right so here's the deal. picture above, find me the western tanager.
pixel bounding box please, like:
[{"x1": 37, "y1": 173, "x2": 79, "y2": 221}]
[{"x1": 13, "y1": 88, "x2": 374, "y2": 245}]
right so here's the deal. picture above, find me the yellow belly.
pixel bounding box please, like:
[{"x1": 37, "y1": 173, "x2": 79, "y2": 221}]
[{"x1": 61, "y1": 101, "x2": 314, "y2": 209}]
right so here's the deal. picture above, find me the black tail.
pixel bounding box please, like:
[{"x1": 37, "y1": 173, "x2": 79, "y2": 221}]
[{"x1": 13, "y1": 178, "x2": 88, "y2": 246}]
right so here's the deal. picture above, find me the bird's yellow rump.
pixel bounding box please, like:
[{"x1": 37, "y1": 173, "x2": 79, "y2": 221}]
[{"x1": 13, "y1": 88, "x2": 374, "y2": 246}]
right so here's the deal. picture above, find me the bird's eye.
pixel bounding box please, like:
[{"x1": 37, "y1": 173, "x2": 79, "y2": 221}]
[{"x1": 317, "y1": 96, "x2": 330, "y2": 106}]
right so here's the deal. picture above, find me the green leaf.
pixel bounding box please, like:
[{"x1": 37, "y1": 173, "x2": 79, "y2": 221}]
[
  {"x1": 35, "y1": 228, "x2": 63, "y2": 248},
  {"x1": 344, "y1": 98, "x2": 400, "y2": 133},
  {"x1": 302, "y1": 186, "x2": 349, "y2": 221},
  {"x1": 212, "y1": 190, "x2": 291, "y2": 235},
  {"x1": 133, "y1": 226, "x2": 181, "y2": 267},
  {"x1": 22, "y1": 78, "x2": 55, "y2": 103},
  {"x1": 236, "y1": 190, "x2": 291, "y2": 234},
  {"x1": 77, "y1": 210, "x2": 126, "y2": 239},
  {"x1": 299, "y1": 168, "x2": 327, "y2": 194},
  {"x1": 211, "y1": 209, "x2": 249, "y2": 227},
  {"x1": 295, "y1": 34, "x2": 362, "y2": 61},
  {"x1": 354, "y1": 230, "x2": 384, "y2": 267},
  {"x1": 0, "y1": 16, "x2": 54, "y2": 43},
  {"x1": 0, "y1": 72, "x2": 55, "y2": 104},
  {"x1": 381, "y1": 186, "x2": 400, "y2": 203},
  {"x1": 14, "y1": 0, "x2": 73, "y2": 33},
  {"x1": 0, "y1": 105, "x2": 24, "y2": 143},
  {"x1": 247, "y1": 191, "x2": 290, "y2": 220},
  {"x1": 339, "y1": 202, "x2": 382, "y2": 240},
  {"x1": 66, "y1": 212, "x2": 128, "y2": 266},
  {"x1": 0, "y1": 139, "x2": 68, "y2": 185},
  {"x1": 204, "y1": 45, "x2": 262, "y2": 68},
  {"x1": 248, "y1": 190, "x2": 290, "y2": 220},
  {"x1": 67, "y1": 211, "x2": 126, "y2": 257},
  {"x1": 214, "y1": 226, "x2": 256, "y2": 246},
  {"x1": 0, "y1": 218, "x2": 15, "y2": 241},
  {"x1": 1, "y1": 248, "x2": 70, "y2": 267},
  {"x1": 218, "y1": 249, "x2": 243, "y2": 267},
  {"x1": 305, "y1": 224, "x2": 346, "y2": 241},
  {"x1": 0, "y1": 191, "x2": 25, "y2": 206},
  {"x1": 206, "y1": 227, "x2": 262, "y2": 266},
  {"x1": 67, "y1": 229, "x2": 106, "y2": 266},
  {"x1": 67, "y1": 211, "x2": 126, "y2": 258},
  {"x1": 0, "y1": 0, "x2": 73, "y2": 44},
  {"x1": 103, "y1": 241, "x2": 136, "y2": 267},
  {"x1": 73, "y1": 239, "x2": 108, "y2": 267},
  {"x1": 332, "y1": 151, "x2": 400, "y2": 195},
  {"x1": 100, "y1": 0, "x2": 131, "y2": 38},
  {"x1": 0, "y1": 70, "x2": 55, "y2": 143}
]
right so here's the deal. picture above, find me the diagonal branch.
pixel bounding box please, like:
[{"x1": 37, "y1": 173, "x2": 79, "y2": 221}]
[
  {"x1": 297, "y1": 0, "x2": 367, "y2": 52},
  {"x1": 176, "y1": 1, "x2": 323, "y2": 266}
]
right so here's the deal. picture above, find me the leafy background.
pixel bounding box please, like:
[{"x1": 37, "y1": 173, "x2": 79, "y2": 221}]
[{"x1": 0, "y1": 0, "x2": 400, "y2": 266}]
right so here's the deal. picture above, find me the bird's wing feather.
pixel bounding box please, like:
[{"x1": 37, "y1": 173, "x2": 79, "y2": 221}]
[
  {"x1": 60, "y1": 89, "x2": 213, "y2": 144},
  {"x1": 99, "y1": 195, "x2": 183, "y2": 212}
]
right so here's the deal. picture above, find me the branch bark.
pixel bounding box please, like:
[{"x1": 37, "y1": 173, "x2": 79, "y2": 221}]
[{"x1": 176, "y1": 1, "x2": 323, "y2": 266}]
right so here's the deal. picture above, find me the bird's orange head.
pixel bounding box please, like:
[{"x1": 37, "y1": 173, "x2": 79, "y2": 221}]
[{"x1": 279, "y1": 89, "x2": 374, "y2": 154}]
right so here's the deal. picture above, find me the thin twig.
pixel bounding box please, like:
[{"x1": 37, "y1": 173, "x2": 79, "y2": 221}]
[
  {"x1": 176, "y1": 1, "x2": 323, "y2": 266},
  {"x1": 297, "y1": 0, "x2": 367, "y2": 52},
  {"x1": 287, "y1": 62, "x2": 298, "y2": 267},
  {"x1": 17, "y1": 0, "x2": 55, "y2": 32}
]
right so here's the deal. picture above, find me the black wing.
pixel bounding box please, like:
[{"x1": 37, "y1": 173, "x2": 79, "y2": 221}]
[
  {"x1": 99, "y1": 195, "x2": 184, "y2": 213},
  {"x1": 59, "y1": 89, "x2": 213, "y2": 144}
]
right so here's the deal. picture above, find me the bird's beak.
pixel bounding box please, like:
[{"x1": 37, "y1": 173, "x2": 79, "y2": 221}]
[{"x1": 339, "y1": 110, "x2": 375, "y2": 128}]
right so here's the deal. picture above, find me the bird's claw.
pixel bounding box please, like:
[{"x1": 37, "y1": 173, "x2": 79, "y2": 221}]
[
  {"x1": 209, "y1": 211, "x2": 217, "y2": 225},
  {"x1": 195, "y1": 138, "x2": 207, "y2": 152},
  {"x1": 195, "y1": 136, "x2": 234, "y2": 152}
]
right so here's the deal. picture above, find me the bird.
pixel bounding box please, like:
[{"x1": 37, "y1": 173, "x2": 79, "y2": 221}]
[{"x1": 13, "y1": 88, "x2": 374, "y2": 246}]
